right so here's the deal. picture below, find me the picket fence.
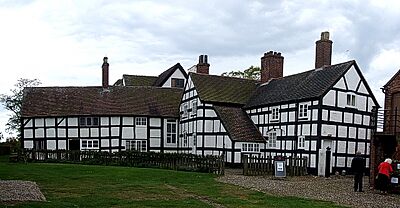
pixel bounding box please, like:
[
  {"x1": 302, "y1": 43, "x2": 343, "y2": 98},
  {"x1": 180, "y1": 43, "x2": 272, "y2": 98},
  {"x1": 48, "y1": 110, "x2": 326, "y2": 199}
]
[
  {"x1": 242, "y1": 155, "x2": 307, "y2": 176},
  {"x1": 19, "y1": 150, "x2": 225, "y2": 175}
]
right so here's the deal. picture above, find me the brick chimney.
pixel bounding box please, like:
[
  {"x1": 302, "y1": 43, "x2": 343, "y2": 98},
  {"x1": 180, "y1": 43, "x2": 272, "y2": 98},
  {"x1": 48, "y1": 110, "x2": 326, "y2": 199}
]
[
  {"x1": 315, "y1": 31, "x2": 332, "y2": 68},
  {"x1": 196, "y1": 55, "x2": 210, "y2": 74},
  {"x1": 261, "y1": 51, "x2": 284, "y2": 83},
  {"x1": 102, "y1": 57, "x2": 109, "y2": 88}
]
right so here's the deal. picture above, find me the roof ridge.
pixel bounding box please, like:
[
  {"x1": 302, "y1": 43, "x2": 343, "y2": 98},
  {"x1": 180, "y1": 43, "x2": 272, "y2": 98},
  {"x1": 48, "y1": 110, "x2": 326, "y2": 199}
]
[
  {"x1": 122, "y1": 74, "x2": 158, "y2": 78},
  {"x1": 190, "y1": 72, "x2": 259, "y2": 82}
]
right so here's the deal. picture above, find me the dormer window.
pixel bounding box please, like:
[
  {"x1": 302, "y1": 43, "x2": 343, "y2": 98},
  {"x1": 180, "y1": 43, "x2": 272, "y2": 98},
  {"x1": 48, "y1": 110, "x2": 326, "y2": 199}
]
[
  {"x1": 346, "y1": 93, "x2": 356, "y2": 107},
  {"x1": 171, "y1": 78, "x2": 184, "y2": 88}
]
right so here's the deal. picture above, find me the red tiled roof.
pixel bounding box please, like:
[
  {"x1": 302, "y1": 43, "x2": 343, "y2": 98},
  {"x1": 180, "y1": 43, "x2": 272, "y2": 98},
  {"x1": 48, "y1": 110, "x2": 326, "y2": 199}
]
[{"x1": 21, "y1": 86, "x2": 183, "y2": 118}]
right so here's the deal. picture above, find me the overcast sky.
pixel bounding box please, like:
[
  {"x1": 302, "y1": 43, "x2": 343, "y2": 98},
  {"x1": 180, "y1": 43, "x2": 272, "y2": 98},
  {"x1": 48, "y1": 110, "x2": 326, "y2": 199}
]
[{"x1": 1, "y1": 0, "x2": 400, "y2": 140}]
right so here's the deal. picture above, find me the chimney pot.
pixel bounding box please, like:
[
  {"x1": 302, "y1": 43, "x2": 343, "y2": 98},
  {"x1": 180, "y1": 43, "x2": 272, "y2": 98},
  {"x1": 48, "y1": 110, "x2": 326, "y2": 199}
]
[
  {"x1": 102, "y1": 57, "x2": 109, "y2": 88},
  {"x1": 321, "y1": 31, "x2": 330, "y2": 40},
  {"x1": 315, "y1": 31, "x2": 333, "y2": 68},
  {"x1": 261, "y1": 51, "x2": 284, "y2": 82},
  {"x1": 196, "y1": 54, "x2": 210, "y2": 74}
]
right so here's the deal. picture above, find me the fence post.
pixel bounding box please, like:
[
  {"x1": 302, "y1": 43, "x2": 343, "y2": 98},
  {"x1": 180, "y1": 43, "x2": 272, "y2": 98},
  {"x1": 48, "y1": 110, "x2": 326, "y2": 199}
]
[
  {"x1": 325, "y1": 147, "x2": 331, "y2": 177},
  {"x1": 243, "y1": 155, "x2": 248, "y2": 175}
]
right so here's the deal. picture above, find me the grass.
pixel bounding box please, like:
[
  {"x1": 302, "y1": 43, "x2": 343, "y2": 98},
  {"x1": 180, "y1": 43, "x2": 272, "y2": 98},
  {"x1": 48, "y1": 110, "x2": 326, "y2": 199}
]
[{"x1": 0, "y1": 156, "x2": 344, "y2": 208}]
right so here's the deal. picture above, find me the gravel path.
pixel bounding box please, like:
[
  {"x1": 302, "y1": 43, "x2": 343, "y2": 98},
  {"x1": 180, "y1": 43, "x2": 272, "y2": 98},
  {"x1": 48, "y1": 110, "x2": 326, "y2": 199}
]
[
  {"x1": 0, "y1": 180, "x2": 46, "y2": 203},
  {"x1": 217, "y1": 169, "x2": 400, "y2": 208}
]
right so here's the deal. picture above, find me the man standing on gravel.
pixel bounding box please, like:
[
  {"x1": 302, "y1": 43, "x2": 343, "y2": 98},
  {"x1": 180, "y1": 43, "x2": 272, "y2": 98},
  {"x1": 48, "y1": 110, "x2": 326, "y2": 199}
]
[{"x1": 351, "y1": 151, "x2": 366, "y2": 192}]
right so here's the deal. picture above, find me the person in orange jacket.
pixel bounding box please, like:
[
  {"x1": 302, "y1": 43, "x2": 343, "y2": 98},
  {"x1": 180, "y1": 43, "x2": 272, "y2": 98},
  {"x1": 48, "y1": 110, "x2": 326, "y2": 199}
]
[{"x1": 376, "y1": 158, "x2": 393, "y2": 194}]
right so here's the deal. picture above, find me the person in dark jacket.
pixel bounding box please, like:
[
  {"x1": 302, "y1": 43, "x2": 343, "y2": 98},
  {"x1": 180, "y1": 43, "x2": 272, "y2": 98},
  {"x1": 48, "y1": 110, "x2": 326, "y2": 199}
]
[{"x1": 351, "y1": 151, "x2": 366, "y2": 192}]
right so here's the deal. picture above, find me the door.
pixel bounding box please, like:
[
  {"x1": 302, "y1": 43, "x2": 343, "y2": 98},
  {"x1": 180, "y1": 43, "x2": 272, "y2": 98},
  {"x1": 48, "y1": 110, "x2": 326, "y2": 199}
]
[
  {"x1": 389, "y1": 92, "x2": 400, "y2": 133},
  {"x1": 318, "y1": 139, "x2": 333, "y2": 176},
  {"x1": 69, "y1": 139, "x2": 80, "y2": 151}
]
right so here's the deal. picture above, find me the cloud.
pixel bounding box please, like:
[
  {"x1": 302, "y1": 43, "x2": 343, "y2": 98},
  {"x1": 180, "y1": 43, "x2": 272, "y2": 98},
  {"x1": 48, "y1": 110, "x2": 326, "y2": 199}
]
[{"x1": 1, "y1": 0, "x2": 400, "y2": 137}]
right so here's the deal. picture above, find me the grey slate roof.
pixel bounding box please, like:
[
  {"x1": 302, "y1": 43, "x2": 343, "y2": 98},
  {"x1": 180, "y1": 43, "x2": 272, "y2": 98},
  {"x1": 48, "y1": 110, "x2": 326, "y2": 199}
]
[
  {"x1": 122, "y1": 75, "x2": 158, "y2": 86},
  {"x1": 245, "y1": 60, "x2": 355, "y2": 108},
  {"x1": 190, "y1": 73, "x2": 259, "y2": 105},
  {"x1": 214, "y1": 105, "x2": 265, "y2": 142},
  {"x1": 22, "y1": 86, "x2": 183, "y2": 118}
]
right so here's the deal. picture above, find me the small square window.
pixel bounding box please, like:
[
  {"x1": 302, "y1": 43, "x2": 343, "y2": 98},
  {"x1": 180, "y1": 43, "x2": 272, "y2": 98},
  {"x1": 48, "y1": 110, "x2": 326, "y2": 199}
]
[{"x1": 82, "y1": 140, "x2": 88, "y2": 148}]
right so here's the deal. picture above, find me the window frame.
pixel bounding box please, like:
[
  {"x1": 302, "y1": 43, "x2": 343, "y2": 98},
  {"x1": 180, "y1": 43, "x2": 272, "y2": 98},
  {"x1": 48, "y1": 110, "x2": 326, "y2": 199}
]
[
  {"x1": 171, "y1": 78, "x2": 185, "y2": 88},
  {"x1": 241, "y1": 143, "x2": 260, "y2": 153},
  {"x1": 166, "y1": 119, "x2": 177, "y2": 144},
  {"x1": 79, "y1": 117, "x2": 100, "y2": 127},
  {"x1": 191, "y1": 100, "x2": 198, "y2": 116},
  {"x1": 298, "y1": 135, "x2": 305, "y2": 149},
  {"x1": 126, "y1": 140, "x2": 147, "y2": 152},
  {"x1": 270, "y1": 107, "x2": 280, "y2": 122},
  {"x1": 268, "y1": 132, "x2": 277, "y2": 148},
  {"x1": 182, "y1": 103, "x2": 188, "y2": 118},
  {"x1": 135, "y1": 117, "x2": 147, "y2": 126},
  {"x1": 298, "y1": 103, "x2": 309, "y2": 119},
  {"x1": 81, "y1": 139, "x2": 99, "y2": 150},
  {"x1": 346, "y1": 93, "x2": 356, "y2": 107}
]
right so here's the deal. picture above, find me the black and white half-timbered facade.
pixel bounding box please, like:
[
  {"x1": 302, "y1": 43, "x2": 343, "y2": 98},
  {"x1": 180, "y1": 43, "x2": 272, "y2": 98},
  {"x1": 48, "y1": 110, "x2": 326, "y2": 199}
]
[
  {"x1": 178, "y1": 33, "x2": 378, "y2": 174},
  {"x1": 21, "y1": 58, "x2": 188, "y2": 154},
  {"x1": 178, "y1": 71, "x2": 266, "y2": 164},
  {"x1": 244, "y1": 60, "x2": 378, "y2": 175},
  {"x1": 21, "y1": 32, "x2": 378, "y2": 175}
]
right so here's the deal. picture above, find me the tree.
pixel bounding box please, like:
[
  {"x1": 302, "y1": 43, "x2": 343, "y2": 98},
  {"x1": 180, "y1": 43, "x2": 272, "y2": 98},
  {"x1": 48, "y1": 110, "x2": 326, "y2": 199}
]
[
  {"x1": 0, "y1": 78, "x2": 41, "y2": 136},
  {"x1": 221, "y1": 65, "x2": 261, "y2": 80}
]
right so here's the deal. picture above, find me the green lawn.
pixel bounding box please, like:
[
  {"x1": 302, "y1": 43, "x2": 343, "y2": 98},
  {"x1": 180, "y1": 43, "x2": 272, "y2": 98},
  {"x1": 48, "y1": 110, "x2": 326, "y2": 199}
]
[{"x1": 0, "y1": 156, "x2": 344, "y2": 208}]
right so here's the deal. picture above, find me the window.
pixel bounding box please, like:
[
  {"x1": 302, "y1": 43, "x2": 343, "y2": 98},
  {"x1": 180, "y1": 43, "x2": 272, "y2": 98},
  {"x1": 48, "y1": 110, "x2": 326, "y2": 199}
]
[
  {"x1": 347, "y1": 94, "x2": 356, "y2": 107},
  {"x1": 241, "y1": 143, "x2": 260, "y2": 152},
  {"x1": 298, "y1": 136, "x2": 305, "y2": 149},
  {"x1": 183, "y1": 132, "x2": 188, "y2": 147},
  {"x1": 171, "y1": 78, "x2": 185, "y2": 88},
  {"x1": 298, "y1": 103, "x2": 309, "y2": 118},
  {"x1": 182, "y1": 103, "x2": 188, "y2": 118},
  {"x1": 126, "y1": 140, "x2": 147, "y2": 152},
  {"x1": 268, "y1": 132, "x2": 277, "y2": 148},
  {"x1": 191, "y1": 100, "x2": 198, "y2": 116},
  {"x1": 135, "y1": 117, "x2": 147, "y2": 126},
  {"x1": 167, "y1": 119, "x2": 177, "y2": 144},
  {"x1": 271, "y1": 107, "x2": 280, "y2": 121},
  {"x1": 34, "y1": 140, "x2": 45, "y2": 150},
  {"x1": 79, "y1": 117, "x2": 99, "y2": 127},
  {"x1": 81, "y1": 139, "x2": 99, "y2": 150}
]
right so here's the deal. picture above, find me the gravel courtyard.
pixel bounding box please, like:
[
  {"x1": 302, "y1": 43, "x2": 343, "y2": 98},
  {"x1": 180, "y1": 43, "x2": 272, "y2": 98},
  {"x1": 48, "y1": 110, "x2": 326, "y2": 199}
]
[
  {"x1": 217, "y1": 169, "x2": 400, "y2": 208},
  {"x1": 0, "y1": 180, "x2": 46, "y2": 203}
]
